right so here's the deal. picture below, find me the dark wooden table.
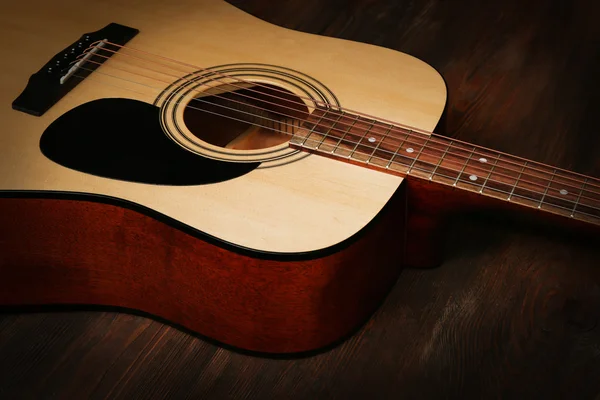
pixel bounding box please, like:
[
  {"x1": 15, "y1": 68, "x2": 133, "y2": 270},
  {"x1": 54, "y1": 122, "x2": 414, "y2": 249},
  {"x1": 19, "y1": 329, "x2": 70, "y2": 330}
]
[{"x1": 2, "y1": 1, "x2": 599, "y2": 398}]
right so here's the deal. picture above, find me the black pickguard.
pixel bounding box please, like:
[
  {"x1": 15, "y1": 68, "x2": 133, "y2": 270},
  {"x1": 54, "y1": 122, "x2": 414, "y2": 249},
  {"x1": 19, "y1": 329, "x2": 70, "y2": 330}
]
[{"x1": 40, "y1": 98, "x2": 259, "y2": 185}]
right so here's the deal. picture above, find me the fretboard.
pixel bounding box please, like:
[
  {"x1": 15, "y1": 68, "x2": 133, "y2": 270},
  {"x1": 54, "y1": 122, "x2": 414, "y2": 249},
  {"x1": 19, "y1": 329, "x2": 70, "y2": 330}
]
[{"x1": 289, "y1": 107, "x2": 600, "y2": 226}]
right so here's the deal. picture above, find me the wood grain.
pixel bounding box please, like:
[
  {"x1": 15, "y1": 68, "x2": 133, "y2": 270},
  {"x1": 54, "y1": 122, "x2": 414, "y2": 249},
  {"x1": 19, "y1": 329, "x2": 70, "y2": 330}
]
[
  {"x1": 1, "y1": 0, "x2": 600, "y2": 398},
  {"x1": 0, "y1": 0, "x2": 446, "y2": 255},
  {"x1": 0, "y1": 192, "x2": 404, "y2": 354}
]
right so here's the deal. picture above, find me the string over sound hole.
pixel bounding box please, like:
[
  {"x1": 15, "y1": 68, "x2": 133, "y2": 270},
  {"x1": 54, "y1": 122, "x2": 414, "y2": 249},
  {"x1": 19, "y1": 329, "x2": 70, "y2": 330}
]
[{"x1": 183, "y1": 83, "x2": 309, "y2": 151}]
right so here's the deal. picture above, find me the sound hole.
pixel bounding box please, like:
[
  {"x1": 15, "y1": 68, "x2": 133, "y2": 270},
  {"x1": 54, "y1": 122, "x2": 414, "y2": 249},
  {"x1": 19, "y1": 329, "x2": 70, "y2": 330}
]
[{"x1": 182, "y1": 83, "x2": 310, "y2": 150}]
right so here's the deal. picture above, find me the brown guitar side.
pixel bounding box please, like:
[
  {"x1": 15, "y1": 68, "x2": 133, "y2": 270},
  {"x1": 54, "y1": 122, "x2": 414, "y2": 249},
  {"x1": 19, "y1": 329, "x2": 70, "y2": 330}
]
[{"x1": 0, "y1": 188, "x2": 408, "y2": 354}]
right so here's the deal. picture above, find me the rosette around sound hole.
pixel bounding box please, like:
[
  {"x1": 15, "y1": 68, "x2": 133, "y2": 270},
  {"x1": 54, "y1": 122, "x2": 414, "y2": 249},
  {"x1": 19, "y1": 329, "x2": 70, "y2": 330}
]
[{"x1": 155, "y1": 63, "x2": 340, "y2": 166}]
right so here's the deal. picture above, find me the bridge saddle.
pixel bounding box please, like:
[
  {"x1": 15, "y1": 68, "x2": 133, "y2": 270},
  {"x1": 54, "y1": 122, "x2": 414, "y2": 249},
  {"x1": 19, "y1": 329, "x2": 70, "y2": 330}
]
[{"x1": 12, "y1": 23, "x2": 139, "y2": 116}]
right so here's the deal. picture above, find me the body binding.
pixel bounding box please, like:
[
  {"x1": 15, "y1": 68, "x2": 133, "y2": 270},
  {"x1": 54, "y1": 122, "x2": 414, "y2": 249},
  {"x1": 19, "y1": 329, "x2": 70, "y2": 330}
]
[{"x1": 0, "y1": 0, "x2": 447, "y2": 353}]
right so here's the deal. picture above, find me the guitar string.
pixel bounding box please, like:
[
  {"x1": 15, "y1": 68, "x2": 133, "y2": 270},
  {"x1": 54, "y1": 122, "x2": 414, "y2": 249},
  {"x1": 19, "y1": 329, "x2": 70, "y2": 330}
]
[
  {"x1": 77, "y1": 46, "x2": 600, "y2": 195},
  {"x1": 70, "y1": 61, "x2": 600, "y2": 212},
  {"x1": 69, "y1": 68, "x2": 600, "y2": 219},
  {"x1": 74, "y1": 41, "x2": 600, "y2": 193},
  {"x1": 75, "y1": 62, "x2": 600, "y2": 204},
  {"x1": 75, "y1": 44, "x2": 600, "y2": 196},
  {"x1": 79, "y1": 54, "x2": 599, "y2": 199},
  {"x1": 73, "y1": 58, "x2": 600, "y2": 204},
  {"x1": 79, "y1": 57, "x2": 568, "y2": 193}
]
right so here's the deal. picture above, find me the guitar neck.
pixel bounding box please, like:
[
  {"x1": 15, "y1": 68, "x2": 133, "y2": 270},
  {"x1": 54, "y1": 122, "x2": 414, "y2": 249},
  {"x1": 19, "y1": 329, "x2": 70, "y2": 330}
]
[{"x1": 289, "y1": 107, "x2": 600, "y2": 228}]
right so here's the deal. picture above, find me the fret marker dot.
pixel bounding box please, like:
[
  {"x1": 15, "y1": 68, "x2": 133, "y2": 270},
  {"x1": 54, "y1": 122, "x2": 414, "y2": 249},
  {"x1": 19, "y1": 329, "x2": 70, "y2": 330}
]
[
  {"x1": 368, "y1": 137, "x2": 376, "y2": 143},
  {"x1": 469, "y1": 175, "x2": 478, "y2": 181},
  {"x1": 559, "y1": 189, "x2": 568, "y2": 195},
  {"x1": 479, "y1": 158, "x2": 488, "y2": 163},
  {"x1": 406, "y1": 148, "x2": 414, "y2": 153}
]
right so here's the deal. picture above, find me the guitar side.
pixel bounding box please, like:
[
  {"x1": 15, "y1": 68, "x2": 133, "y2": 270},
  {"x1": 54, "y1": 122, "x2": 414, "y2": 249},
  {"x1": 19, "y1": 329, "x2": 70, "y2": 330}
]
[{"x1": 0, "y1": 0, "x2": 447, "y2": 353}]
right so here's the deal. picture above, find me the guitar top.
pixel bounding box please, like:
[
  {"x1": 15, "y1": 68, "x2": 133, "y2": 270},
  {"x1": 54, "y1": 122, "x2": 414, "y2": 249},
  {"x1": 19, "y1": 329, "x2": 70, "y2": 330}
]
[
  {"x1": 1, "y1": 0, "x2": 599, "y2": 356},
  {"x1": 0, "y1": 0, "x2": 447, "y2": 254}
]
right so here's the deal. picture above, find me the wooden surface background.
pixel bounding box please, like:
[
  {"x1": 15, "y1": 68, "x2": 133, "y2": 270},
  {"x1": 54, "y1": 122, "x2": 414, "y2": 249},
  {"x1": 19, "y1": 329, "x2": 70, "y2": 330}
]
[{"x1": 2, "y1": 0, "x2": 600, "y2": 398}]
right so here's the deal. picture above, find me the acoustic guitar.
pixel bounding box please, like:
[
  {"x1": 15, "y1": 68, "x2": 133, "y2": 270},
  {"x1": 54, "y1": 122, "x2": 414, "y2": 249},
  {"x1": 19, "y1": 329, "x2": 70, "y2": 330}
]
[{"x1": 0, "y1": 0, "x2": 598, "y2": 354}]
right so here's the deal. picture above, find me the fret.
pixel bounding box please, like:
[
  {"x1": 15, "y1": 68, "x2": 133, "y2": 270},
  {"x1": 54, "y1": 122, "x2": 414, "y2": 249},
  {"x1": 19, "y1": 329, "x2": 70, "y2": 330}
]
[
  {"x1": 537, "y1": 169, "x2": 557, "y2": 209},
  {"x1": 296, "y1": 111, "x2": 351, "y2": 153},
  {"x1": 406, "y1": 136, "x2": 428, "y2": 170},
  {"x1": 452, "y1": 147, "x2": 475, "y2": 186},
  {"x1": 495, "y1": 183, "x2": 555, "y2": 207},
  {"x1": 429, "y1": 140, "x2": 452, "y2": 180},
  {"x1": 300, "y1": 108, "x2": 329, "y2": 147},
  {"x1": 395, "y1": 132, "x2": 435, "y2": 176},
  {"x1": 507, "y1": 161, "x2": 527, "y2": 200},
  {"x1": 315, "y1": 111, "x2": 344, "y2": 150},
  {"x1": 385, "y1": 129, "x2": 411, "y2": 170},
  {"x1": 428, "y1": 141, "x2": 474, "y2": 186},
  {"x1": 529, "y1": 197, "x2": 598, "y2": 219},
  {"x1": 289, "y1": 114, "x2": 600, "y2": 227},
  {"x1": 333, "y1": 117, "x2": 373, "y2": 158},
  {"x1": 535, "y1": 172, "x2": 586, "y2": 216},
  {"x1": 545, "y1": 173, "x2": 591, "y2": 210},
  {"x1": 483, "y1": 157, "x2": 541, "y2": 204},
  {"x1": 454, "y1": 148, "x2": 499, "y2": 193},
  {"x1": 407, "y1": 134, "x2": 442, "y2": 173},
  {"x1": 571, "y1": 179, "x2": 600, "y2": 222},
  {"x1": 479, "y1": 154, "x2": 501, "y2": 193},
  {"x1": 569, "y1": 205, "x2": 600, "y2": 222},
  {"x1": 368, "y1": 124, "x2": 408, "y2": 168},
  {"x1": 573, "y1": 203, "x2": 600, "y2": 223},
  {"x1": 570, "y1": 178, "x2": 588, "y2": 217},
  {"x1": 366, "y1": 125, "x2": 392, "y2": 164},
  {"x1": 348, "y1": 122, "x2": 375, "y2": 160},
  {"x1": 385, "y1": 147, "x2": 402, "y2": 170},
  {"x1": 330, "y1": 114, "x2": 360, "y2": 155},
  {"x1": 387, "y1": 128, "x2": 423, "y2": 174},
  {"x1": 385, "y1": 130, "x2": 412, "y2": 172}
]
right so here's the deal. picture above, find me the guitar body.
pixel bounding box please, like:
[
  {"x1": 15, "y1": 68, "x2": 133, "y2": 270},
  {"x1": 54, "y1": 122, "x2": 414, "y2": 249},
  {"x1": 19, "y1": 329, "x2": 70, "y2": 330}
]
[{"x1": 0, "y1": 0, "x2": 446, "y2": 353}]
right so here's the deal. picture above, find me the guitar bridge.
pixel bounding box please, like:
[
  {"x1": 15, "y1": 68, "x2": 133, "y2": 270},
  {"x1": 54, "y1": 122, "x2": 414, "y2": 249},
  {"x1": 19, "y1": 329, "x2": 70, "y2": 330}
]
[{"x1": 12, "y1": 23, "x2": 139, "y2": 116}]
